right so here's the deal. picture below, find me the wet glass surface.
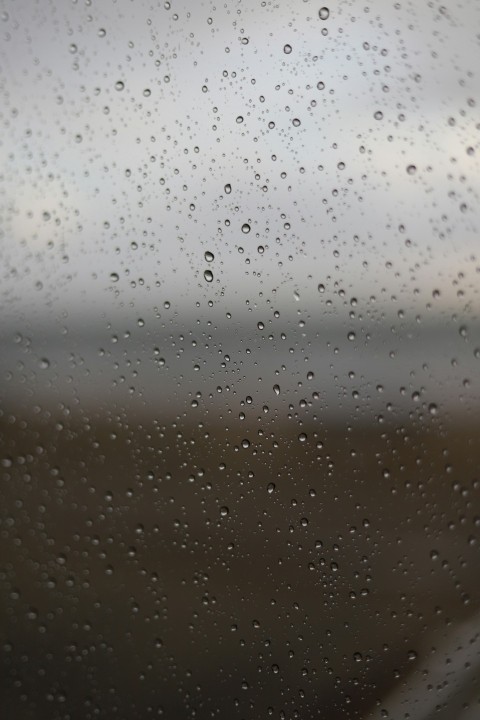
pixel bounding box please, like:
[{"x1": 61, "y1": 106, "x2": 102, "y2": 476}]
[{"x1": 1, "y1": 1, "x2": 480, "y2": 718}]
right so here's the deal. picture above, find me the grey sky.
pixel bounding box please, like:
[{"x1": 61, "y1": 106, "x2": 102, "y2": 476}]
[{"x1": 1, "y1": 0, "x2": 479, "y2": 322}]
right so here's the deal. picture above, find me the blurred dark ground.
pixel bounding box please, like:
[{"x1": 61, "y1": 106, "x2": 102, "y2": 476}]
[{"x1": 1, "y1": 317, "x2": 479, "y2": 719}]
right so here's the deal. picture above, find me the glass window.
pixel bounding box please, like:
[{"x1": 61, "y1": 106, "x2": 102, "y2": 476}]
[{"x1": 1, "y1": 1, "x2": 479, "y2": 718}]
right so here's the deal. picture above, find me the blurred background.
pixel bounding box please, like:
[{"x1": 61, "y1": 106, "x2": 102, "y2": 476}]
[{"x1": 1, "y1": 0, "x2": 479, "y2": 718}]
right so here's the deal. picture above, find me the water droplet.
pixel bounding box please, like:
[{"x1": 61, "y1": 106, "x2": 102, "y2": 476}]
[
  {"x1": 110, "y1": 272, "x2": 119, "y2": 282},
  {"x1": 298, "y1": 433, "x2": 307, "y2": 443},
  {"x1": 318, "y1": 283, "x2": 325, "y2": 293},
  {"x1": 273, "y1": 384, "x2": 280, "y2": 395},
  {"x1": 407, "y1": 649, "x2": 418, "y2": 661},
  {"x1": 318, "y1": 7, "x2": 330, "y2": 20},
  {"x1": 204, "y1": 250, "x2": 214, "y2": 262},
  {"x1": 267, "y1": 482, "x2": 275, "y2": 494},
  {"x1": 406, "y1": 164, "x2": 417, "y2": 175},
  {"x1": 292, "y1": 118, "x2": 301, "y2": 127},
  {"x1": 224, "y1": 183, "x2": 232, "y2": 194},
  {"x1": 115, "y1": 80, "x2": 125, "y2": 91},
  {"x1": 241, "y1": 223, "x2": 251, "y2": 234},
  {"x1": 220, "y1": 506, "x2": 229, "y2": 517},
  {"x1": 428, "y1": 403, "x2": 438, "y2": 416},
  {"x1": 204, "y1": 269, "x2": 214, "y2": 282},
  {"x1": 283, "y1": 44, "x2": 292, "y2": 54},
  {"x1": 236, "y1": 115, "x2": 244, "y2": 123},
  {"x1": 374, "y1": 110, "x2": 383, "y2": 120}
]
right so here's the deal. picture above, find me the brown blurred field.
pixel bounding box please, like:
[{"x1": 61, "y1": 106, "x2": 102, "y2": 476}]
[{"x1": 1, "y1": 410, "x2": 479, "y2": 719}]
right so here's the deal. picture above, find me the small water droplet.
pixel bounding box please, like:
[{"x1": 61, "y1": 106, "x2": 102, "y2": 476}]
[
  {"x1": 115, "y1": 80, "x2": 125, "y2": 91},
  {"x1": 318, "y1": 7, "x2": 330, "y2": 20},
  {"x1": 283, "y1": 44, "x2": 292, "y2": 54},
  {"x1": 241, "y1": 223, "x2": 251, "y2": 234},
  {"x1": 406, "y1": 164, "x2": 417, "y2": 175},
  {"x1": 220, "y1": 506, "x2": 229, "y2": 517},
  {"x1": 298, "y1": 433, "x2": 307, "y2": 443},
  {"x1": 110, "y1": 272, "x2": 119, "y2": 282},
  {"x1": 224, "y1": 183, "x2": 232, "y2": 194},
  {"x1": 204, "y1": 269, "x2": 214, "y2": 282},
  {"x1": 273, "y1": 384, "x2": 280, "y2": 396},
  {"x1": 267, "y1": 482, "x2": 275, "y2": 494},
  {"x1": 204, "y1": 251, "x2": 214, "y2": 262}
]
